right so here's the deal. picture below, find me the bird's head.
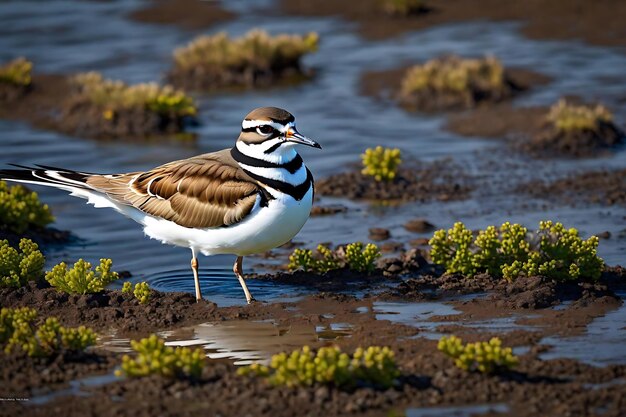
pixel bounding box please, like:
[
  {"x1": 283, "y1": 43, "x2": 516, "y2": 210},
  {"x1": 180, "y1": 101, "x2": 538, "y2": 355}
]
[{"x1": 236, "y1": 107, "x2": 321, "y2": 160}]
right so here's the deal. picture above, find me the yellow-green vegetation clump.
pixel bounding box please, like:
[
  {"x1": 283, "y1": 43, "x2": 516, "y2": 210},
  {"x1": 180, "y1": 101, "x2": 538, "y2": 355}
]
[
  {"x1": 71, "y1": 72, "x2": 196, "y2": 119},
  {"x1": 399, "y1": 55, "x2": 511, "y2": 110},
  {"x1": 0, "y1": 307, "x2": 96, "y2": 357},
  {"x1": 429, "y1": 221, "x2": 604, "y2": 281},
  {"x1": 381, "y1": 0, "x2": 427, "y2": 16},
  {"x1": 0, "y1": 57, "x2": 32, "y2": 87},
  {"x1": 438, "y1": 336, "x2": 518, "y2": 374},
  {"x1": 288, "y1": 242, "x2": 381, "y2": 274},
  {"x1": 171, "y1": 29, "x2": 318, "y2": 88},
  {"x1": 547, "y1": 99, "x2": 614, "y2": 132},
  {"x1": 45, "y1": 258, "x2": 119, "y2": 294},
  {"x1": 0, "y1": 239, "x2": 44, "y2": 288},
  {"x1": 361, "y1": 146, "x2": 402, "y2": 182},
  {"x1": 0, "y1": 180, "x2": 54, "y2": 234},
  {"x1": 122, "y1": 281, "x2": 152, "y2": 304},
  {"x1": 238, "y1": 345, "x2": 399, "y2": 389},
  {"x1": 116, "y1": 334, "x2": 205, "y2": 379}
]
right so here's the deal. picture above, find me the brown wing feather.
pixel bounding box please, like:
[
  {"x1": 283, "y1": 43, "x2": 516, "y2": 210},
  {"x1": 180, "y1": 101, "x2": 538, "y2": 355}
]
[{"x1": 86, "y1": 149, "x2": 261, "y2": 228}]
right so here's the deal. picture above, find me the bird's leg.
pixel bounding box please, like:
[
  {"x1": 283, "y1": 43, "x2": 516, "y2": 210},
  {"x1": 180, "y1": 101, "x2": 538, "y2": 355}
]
[
  {"x1": 191, "y1": 250, "x2": 202, "y2": 302},
  {"x1": 233, "y1": 256, "x2": 255, "y2": 304}
]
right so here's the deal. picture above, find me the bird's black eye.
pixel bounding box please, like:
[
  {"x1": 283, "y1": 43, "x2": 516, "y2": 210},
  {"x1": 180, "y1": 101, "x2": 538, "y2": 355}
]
[{"x1": 257, "y1": 125, "x2": 273, "y2": 135}]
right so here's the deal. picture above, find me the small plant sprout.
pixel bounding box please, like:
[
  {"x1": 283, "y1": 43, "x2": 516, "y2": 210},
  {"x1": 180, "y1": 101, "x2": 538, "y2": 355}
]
[
  {"x1": 0, "y1": 180, "x2": 54, "y2": 234},
  {"x1": 171, "y1": 29, "x2": 318, "y2": 88},
  {"x1": 0, "y1": 57, "x2": 33, "y2": 86},
  {"x1": 122, "y1": 281, "x2": 132, "y2": 295},
  {"x1": 237, "y1": 345, "x2": 399, "y2": 388},
  {"x1": 121, "y1": 281, "x2": 152, "y2": 304},
  {"x1": 1, "y1": 307, "x2": 96, "y2": 357},
  {"x1": 547, "y1": 99, "x2": 614, "y2": 132},
  {"x1": 429, "y1": 221, "x2": 604, "y2": 281},
  {"x1": 381, "y1": 0, "x2": 427, "y2": 16},
  {"x1": 45, "y1": 258, "x2": 120, "y2": 294},
  {"x1": 116, "y1": 334, "x2": 205, "y2": 379},
  {"x1": 438, "y1": 336, "x2": 518, "y2": 374},
  {"x1": 361, "y1": 146, "x2": 402, "y2": 182},
  {"x1": 344, "y1": 242, "x2": 382, "y2": 273},
  {"x1": 133, "y1": 282, "x2": 151, "y2": 304},
  {"x1": 0, "y1": 239, "x2": 45, "y2": 288},
  {"x1": 71, "y1": 72, "x2": 197, "y2": 119},
  {"x1": 288, "y1": 242, "x2": 381, "y2": 274}
]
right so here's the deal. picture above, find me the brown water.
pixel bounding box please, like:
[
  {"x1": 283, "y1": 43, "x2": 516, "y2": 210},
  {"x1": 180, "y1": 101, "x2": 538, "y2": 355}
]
[{"x1": 0, "y1": 0, "x2": 624, "y2": 307}]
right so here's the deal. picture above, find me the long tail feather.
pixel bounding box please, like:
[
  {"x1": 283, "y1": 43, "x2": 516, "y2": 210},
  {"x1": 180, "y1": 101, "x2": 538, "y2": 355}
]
[{"x1": 1, "y1": 164, "x2": 93, "y2": 191}]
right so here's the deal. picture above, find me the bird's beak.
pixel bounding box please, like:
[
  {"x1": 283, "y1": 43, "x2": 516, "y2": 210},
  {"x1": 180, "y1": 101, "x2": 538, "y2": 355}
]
[{"x1": 285, "y1": 127, "x2": 321, "y2": 149}]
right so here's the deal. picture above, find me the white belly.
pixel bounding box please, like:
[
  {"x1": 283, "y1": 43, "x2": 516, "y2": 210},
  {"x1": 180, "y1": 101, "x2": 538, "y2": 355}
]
[{"x1": 139, "y1": 187, "x2": 313, "y2": 256}]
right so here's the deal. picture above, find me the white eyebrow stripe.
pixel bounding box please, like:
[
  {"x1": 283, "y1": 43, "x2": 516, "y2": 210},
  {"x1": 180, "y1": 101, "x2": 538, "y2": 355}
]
[{"x1": 241, "y1": 120, "x2": 293, "y2": 130}]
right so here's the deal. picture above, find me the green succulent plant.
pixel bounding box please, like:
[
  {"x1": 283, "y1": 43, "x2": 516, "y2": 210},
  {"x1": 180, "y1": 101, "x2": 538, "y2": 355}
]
[
  {"x1": 345, "y1": 242, "x2": 382, "y2": 273},
  {"x1": 361, "y1": 146, "x2": 402, "y2": 182},
  {"x1": 173, "y1": 29, "x2": 318, "y2": 73},
  {"x1": 288, "y1": 242, "x2": 381, "y2": 274},
  {"x1": 238, "y1": 345, "x2": 399, "y2": 388},
  {"x1": 438, "y1": 335, "x2": 518, "y2": 374},
  {"x1": 121, "y1": 281, "x2": 152, "y2": 304},
  {"x1": 1, "y1": 307, "x2": 96, "y2": 357},
  {"x1": 71, "y1": 72, "x2": 196, "y2": 119},
  {"x1": 401, "y1": 55, "x2": 505, "y2": 96},
  {"x1": 45, "y1": 258, "x2": 119, "y2": 294},
  {"x1": 116, "y1": 334, "x2": 205, "y2": 379},
  {"x1": 0, "y1": 238, "x2": 45, "y2": 288},
  {"x1": 546, "y1": 99, "x2": 614, "y2": 132},
  {"x1": 429, "y1": 221, "x2": 603, "y2": 281},
  {"x1": 0, "y1": 180, "x2": 54, "y2": 234},
  {"x1": 0, "y1": 57, "x2": 32, "y2": 87}
]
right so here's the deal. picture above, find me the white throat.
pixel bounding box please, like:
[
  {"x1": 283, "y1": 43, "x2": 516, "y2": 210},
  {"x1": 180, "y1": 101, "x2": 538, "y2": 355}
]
[{"x1": 235, "y1": 139, "x2": 298, "y2": 164}]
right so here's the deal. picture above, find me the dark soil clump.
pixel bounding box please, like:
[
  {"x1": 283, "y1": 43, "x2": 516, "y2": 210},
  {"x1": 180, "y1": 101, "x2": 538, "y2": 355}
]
[
  {"x1": 519, "y1": 168, "x2": 626, "y2": 207},
  {"x1": 0, "y1": 350, "x2": 117, "y2": 398},
  {"x1": 127, "y1": 0, "x2": 235, "y2": 30},
  {"x1": 0, "y1": 82, "x2": 30, "y2": 103},
  {"x1": 316, "y1": 159, "x2": 473, "y2": 202},
  {"x1": 361, "y1": 65, "x2": 548, "y2": 113},
  {"x1": 404, "y1": 218, "x2": 436, "y2": 233},
  {"x1": 0, "y1": 283, "x2": 221, "y2": 336},
  {"x1": 60, "y1": 97, "x2": 195, "y2": 140},
  {"x1": 0, "y1": 224, "x2": 71, "y2": 248},
  {"x1": 310, "y1": 204, "x2": 349, "y2": 216},
  {"x1": 520, "y1": 123, "x2": 624, "y2": 158},
  {"x1": 0, "y1": 73, "x2": 196, "y2": 141}
]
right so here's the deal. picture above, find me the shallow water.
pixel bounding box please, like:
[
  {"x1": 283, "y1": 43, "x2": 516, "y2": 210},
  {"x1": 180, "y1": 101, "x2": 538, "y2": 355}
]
[
  {"x1": 406, "y1": 403, "x2": 509, "y2": 417},
  {"x1": 540, "y1": 295, "x2": 626, "y2": 366},
  {"x1": 98, "y1": 318, "x2": 352, "y2": 365},
  {"x1": 0, "y1": 0, "x2": 624, "y2": 305}
]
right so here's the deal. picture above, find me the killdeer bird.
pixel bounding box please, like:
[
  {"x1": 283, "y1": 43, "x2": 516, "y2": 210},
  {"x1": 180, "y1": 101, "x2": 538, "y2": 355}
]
[{"x1": 0, "y1": 107, "x2": 320, "y2": 304}]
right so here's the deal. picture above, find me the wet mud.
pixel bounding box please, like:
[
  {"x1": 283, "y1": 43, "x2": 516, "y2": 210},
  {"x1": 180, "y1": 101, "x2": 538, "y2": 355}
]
[
  {"x1": 315, "y1": 159, "x2": 473, "y2": 202},
  {"x1": 127, "y1": 0, "x2": 235, "y2": 30},
  {"x1": 518, "y1": 168, "x2": 626, "y2": 207},
  {"x1": 281, "y1": 0, "x2": 626, "y2": 49},
  {"x1": 0, "y1": 73, "x2": 195, "y2": 141}
]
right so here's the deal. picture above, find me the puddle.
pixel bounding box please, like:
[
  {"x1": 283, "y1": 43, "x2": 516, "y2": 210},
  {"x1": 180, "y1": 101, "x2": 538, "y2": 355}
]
[
  {"x1": 540, "y1": 298, "x2": 626, "y2": 366},
  {"x1": 99, "y1": 319, "x2": 353, "y2": 365},
  {"x1": 29, "y1": 371, "x2": 118, "y2": 406},
  {"x1": 406, "y1": 403, "x2": 509, "y2": 417}
]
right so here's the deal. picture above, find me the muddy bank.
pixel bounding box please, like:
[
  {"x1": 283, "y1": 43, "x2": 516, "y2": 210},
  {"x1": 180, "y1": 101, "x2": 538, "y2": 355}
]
[
  {"x1": 127, "y1": 0, "x2": 234, "y2": 30},
  {"x1": 0, "y1": 350, "x2": 117, "y2": 398},
  {"x1": 0, "y1": 283, "x2": 223, "y2": 337},
  {"x1": 280, "y1": 0, "x2": 626, "y2": 50},
  {"x1": 518, "y1": 168, "x2": 626, "y2": 207},
  {"x1": 0, "y1": 73, "x2": 196, "y2": 141},
  {"x1": 5, "y1": 332, "x2": 626, "y2": 417},
  {"x1": 446, "y1": 103, "x2": 625, "y2": 157},
  {"x1": 316, "y1": 159, "x2": 473, "y2": 202},
  {"x1": 360, "y1": 65, "x2": 548, "y2": 113}
]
